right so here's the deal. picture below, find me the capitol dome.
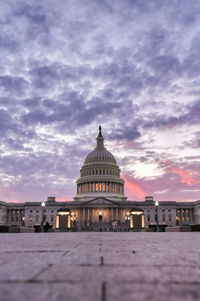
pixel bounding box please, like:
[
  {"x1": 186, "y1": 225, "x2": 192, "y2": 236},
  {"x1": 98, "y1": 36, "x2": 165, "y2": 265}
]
[{"x1": 74, "y1": 126, "x2": 127, "y2": 202}]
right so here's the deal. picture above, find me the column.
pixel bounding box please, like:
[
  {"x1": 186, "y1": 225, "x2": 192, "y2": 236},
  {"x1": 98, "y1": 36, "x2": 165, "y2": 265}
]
[
  {"x1": 107, "y1": 208, "x2": 109, "y2": 222},
  {"x1": 190, "y1": 209, "x2": 193, "y2": 223},
  {"x1": 83, "y1": 209, "x2": 85, "y2": 223},
  {"x1": 88, "y1": 208, "x2": 90, "y2": 222},
  {"x1": 142, "y1": 215, "x2": 145, "y2": 228},
  {"x1": 98, "y1": 183, "x2": 100, "y2": 192},
  {"x1": 116, "y1": 208, "x2": 118, "y2": 220},
  {"x1": 130, "y1": 215, "x2": 133, "y2": 228},
  {"x1": 92, "y1": 209, "x2": 94, "y2": 222},
  {"x1": 102, "y1": 209, "x2": 104, "y2": 222},
  {"x1": 8, "y1": 210, "x2": 11, "y2": 223},
  {"x1": 120, "y1": 209, "x2": 123, "y2": 222},
  {"x1": 78, "y1": 209, "x2": 81, "y2": 222},
  {"x1": 19, "y1": 210, "x2": 21, "y2": 224},
  {"x1": 109, "y1": 183, "x2": 111, "y2": 193},
  {"x1": 111, "y1": 208, "x2": 113, "y2": 221},
  {"x1": 98, "y1": 208, "x2": 99, "y2": 222},
  {"x1": 14, "y1": 210, "x2": 17, "y2": 223},
  {"x1": 180, "y1": 210, "x2": 183, "y2": 224}
]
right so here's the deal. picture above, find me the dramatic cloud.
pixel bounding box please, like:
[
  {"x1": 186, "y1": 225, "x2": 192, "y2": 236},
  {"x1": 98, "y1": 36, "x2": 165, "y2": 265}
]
[{"x1": 0, "y1": 0, "x2": 200, "y2": 203}]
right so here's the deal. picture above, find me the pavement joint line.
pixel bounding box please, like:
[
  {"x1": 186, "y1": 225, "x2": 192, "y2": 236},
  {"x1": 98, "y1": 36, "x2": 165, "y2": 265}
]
[
  {"x1": 71, "y1": 263, "x2": 199, "y2": 268},
  {"x1": 28, "y1": 264, "x2": 53, "y2": 281},
  {"x1": 101, "y1": 281, "x2": 106, "y2": 301},
  {"x1": 2, "y1": 250, "x2": 66, "y2": 254},
  {"x1": 62, "y1": 250, "x2": 70, "y2": 256},
  {"x1": 1, "y1": 280, "x2": 200, "y2": 286},
  {"x1": 100, "y1": 256, "x2": 104, "y2": 266}
]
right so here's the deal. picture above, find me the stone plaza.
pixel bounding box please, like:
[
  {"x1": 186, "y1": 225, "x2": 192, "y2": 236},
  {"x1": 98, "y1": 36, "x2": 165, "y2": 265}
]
[{"x1": 0, "y1": 232, "x2": 200, "y2": 301}]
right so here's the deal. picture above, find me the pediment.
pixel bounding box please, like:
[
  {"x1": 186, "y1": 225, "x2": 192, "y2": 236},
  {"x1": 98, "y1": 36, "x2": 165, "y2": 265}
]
[{"x1": 84, "y1": 197, "x2": 117, "y2": 205}]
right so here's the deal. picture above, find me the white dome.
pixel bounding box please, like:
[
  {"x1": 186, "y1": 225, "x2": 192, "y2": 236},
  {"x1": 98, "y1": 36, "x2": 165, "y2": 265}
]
[{"x1": 74, "y1": 126, "x2": 127, "y2": 202}]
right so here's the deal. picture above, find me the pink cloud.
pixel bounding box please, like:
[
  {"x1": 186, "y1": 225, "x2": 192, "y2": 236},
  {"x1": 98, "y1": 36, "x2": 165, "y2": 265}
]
[
  {"x1": 168, "y1": 166, "x2": 199, "y2": 186},
  {"x1": 124, "y1": 175, "x2": 147, "y2": 200},
  {"x1": 9, "y1": 199, "x2": 20, "y2": 203},
  {"x1": 58, "y1": 198, "x2": 71, "y2": 202}
]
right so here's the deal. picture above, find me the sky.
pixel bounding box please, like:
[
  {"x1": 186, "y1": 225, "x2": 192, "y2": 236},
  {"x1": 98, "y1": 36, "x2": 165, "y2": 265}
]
[{"x1": 0, "y1": 0, "x2": 200, "y2": 203}]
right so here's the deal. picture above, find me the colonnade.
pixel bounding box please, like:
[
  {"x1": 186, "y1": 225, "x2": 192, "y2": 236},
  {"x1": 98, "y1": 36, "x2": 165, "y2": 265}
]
[
  {"x1": 77, "y1": 182, "x2": 124, "y2": 194},
  {"x1": 176, "y1": 208, "x2": 194, "y2": 224},
  {"x1": 71, "y1": 208, "x2": 129, "y2": 223},
  {"x1": 7, "y1": 209, "x2": 24, "y2": 223}
]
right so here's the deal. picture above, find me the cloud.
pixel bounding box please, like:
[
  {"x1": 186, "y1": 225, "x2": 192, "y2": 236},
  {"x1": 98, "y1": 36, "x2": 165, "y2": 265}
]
[
  {"x1": 167, "y1": 166, "x2": 199, "y2": 186},
  {"x1": 124, "y1": 175, "x2": 147, "y2": 200},
  {"x1": 0, "y1": 0, "x2": 200, "y2": 203}
]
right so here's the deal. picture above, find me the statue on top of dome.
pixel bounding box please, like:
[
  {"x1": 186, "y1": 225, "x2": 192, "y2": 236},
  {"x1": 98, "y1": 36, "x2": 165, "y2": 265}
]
[{"x1": 98, "y1": 125, "x2": 103, "y2": 137}]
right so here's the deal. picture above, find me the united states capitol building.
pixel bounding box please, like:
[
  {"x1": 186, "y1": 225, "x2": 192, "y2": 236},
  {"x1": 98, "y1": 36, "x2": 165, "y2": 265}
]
[{"x1": 0, "y1": 126, "x2": 200, "y2": 232}]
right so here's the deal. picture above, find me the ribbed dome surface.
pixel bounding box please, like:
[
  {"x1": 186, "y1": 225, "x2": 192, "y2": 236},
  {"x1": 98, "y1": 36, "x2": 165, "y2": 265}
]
[{"x1": 84, "y1": 149, "x2": 116, "y2": 164}]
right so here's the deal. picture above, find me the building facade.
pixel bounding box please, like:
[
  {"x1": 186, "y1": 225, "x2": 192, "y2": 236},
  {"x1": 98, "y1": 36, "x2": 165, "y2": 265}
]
[{"x1": 0, "y1": 126, "x2": 200, "y2": 231}]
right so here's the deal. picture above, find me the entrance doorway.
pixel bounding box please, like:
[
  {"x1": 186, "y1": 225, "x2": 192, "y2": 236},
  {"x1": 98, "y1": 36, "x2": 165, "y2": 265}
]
[
  {"x1": 56, "y1": 209, "x2": 71, "y2": 230},
  {"x1": 130, "y1": 209, "x2": 145, "y2": 230}
]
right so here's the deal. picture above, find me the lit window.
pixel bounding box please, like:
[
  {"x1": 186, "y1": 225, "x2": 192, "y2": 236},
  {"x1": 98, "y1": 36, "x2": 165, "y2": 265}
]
[{"x1": 30, "y1": 217, "x2": 33, "y2": 222}]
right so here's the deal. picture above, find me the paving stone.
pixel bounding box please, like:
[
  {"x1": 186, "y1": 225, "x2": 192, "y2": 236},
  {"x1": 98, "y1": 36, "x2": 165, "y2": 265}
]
[{"x1": 0, "y1": 233, "x2": 200, "y2": 301}]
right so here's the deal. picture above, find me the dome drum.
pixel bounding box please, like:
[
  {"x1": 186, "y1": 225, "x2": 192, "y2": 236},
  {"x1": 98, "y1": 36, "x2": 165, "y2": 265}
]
[{"x1": 80, "y1": 165, "x2": 121, "y2": 178}]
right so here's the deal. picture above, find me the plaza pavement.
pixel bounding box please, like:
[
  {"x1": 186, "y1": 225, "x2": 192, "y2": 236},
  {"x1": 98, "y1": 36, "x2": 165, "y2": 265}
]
[{"x1": 0, "y1": 232, "x2": 200, "y2": 301}]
